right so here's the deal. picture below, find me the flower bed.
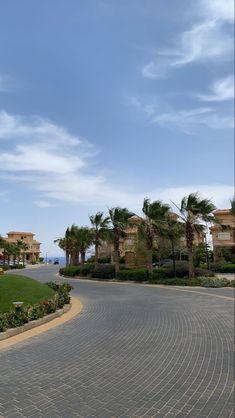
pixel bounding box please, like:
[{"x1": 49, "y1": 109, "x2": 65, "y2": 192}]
[{"x1": 0, "y1": 282, "x2": 72, "y2": 332}]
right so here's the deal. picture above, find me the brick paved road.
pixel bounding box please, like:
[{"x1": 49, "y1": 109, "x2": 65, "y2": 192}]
[{"x1": 0, "y1": 267, "x2": 234, "y2": 418}]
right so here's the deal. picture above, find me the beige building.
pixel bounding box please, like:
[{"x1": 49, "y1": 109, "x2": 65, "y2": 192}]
[
  {"x1": 210, "y1": 209, "x2": 235, "y2": 261},
  {"x1": 0, "y1": 231, "x2": 41, "y2": 263},
  {"x1": 98, "y1": 215, "x2": 204, "y2": 268}
]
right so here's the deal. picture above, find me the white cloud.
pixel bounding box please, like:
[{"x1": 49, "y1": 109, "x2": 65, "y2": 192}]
[
  {"x1": 0, "y1": 110, "x2": 232, "y2": 211},
  {"x1": 197, "y1": 75, "x2": 234, "y2": 102},
  {"x1": 142, "y1": 0, "x2": 234, "y2": 78}
]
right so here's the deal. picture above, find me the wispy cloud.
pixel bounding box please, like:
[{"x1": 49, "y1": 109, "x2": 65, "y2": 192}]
[
  {"x1": 128, "y1": 96, "x2": 234, "y2": 133},
  {"x1": 197, "y1": 75, "x2": 234, "y2": 102},
  {"x1": 0, "y1": 110, "x2": 232, "y2": 210},
  {"x1": 142, "y1": 0, "x2": 234, "y2": 78}
]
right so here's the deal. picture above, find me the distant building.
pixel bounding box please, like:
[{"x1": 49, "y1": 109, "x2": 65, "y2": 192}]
[
  {"x1": 0, "y1": 231, "x2": 41, "y2": 263},
  {"x1": 98, "y1": 214, "x2": 204, "y2": 268},
  {"x1": 210, "y1": 210, "x2": 235, "y2": 261}
]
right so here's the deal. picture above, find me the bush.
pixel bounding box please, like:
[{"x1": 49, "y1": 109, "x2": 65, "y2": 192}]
[
  {"x1": 210, "y1": 263, "x2": 235, "y2": 273},
  {"x1": 59, "y1": 264, "x2": 94, "y2": 277},
  {"x1": 98, "y1": 256, "x2": 111, "y2": 264},
  {"x1": 117, "y1": 269, "x2": 150, "y2": 282},
  {"x1": 92, "y1": 264, "x2": 115, "y2": 280},
  {"x1": 154, "y1": 262, "x2": 214, "y2": 278},
  {"x1": 149, "y1": 276, "x2": 203, "y2": 286},
  {"x1": 201, "y1": 278, "x2": 231, "y2": 288}
]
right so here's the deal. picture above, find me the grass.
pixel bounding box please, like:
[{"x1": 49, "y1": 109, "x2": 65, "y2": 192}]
[{"x1": 0, "y1": 274, "x2": 55, "y2": 313}]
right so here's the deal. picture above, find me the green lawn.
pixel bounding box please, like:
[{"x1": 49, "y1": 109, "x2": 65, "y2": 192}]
[{"x1": 0, "y1": 274, "x2": 55, "y2": 313}]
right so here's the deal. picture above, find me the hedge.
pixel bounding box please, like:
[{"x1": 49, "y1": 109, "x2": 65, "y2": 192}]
[
  {"x1": 210, "y1": 263, "x2": 235, "y2": 273},
  {"x1": 60, "y1": 264, "x2": 115, "y2": 280},
  {"x1": 117, "y1": 269, "x2": 150, "y2": 282},
  {"x1": 0, "y1": 282, "x2": 72, "y2": 332}
]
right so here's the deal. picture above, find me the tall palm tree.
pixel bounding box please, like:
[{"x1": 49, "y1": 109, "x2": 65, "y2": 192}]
[
  {"x1": 157, "y1": 215, "x2": 184, "y2": 277},
  {"x1": 141, "y1": 199, "x2": 171, "y2": 273},
  {"x1": 108, "y1": 207, "x2": 134, "y2": 275},
  {"x1": 54, "y1": 226, "x2": 75, "y2": 267},
  {"x1": 177, "y1": 193, "x2": 216, "y2": 277},
  {"x1": 75, "y1": 227, "x2": 94, "y2": 264},
  {"x1": 230, "y1": 198, "x2": 235, "y2": 216},
  {"x1": 89, "y1": 212, "x2": 110, "y2": 267}
]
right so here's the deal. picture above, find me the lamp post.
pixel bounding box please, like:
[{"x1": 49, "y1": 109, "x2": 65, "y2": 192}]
[{"x1": 45, "y1": 252, "x2": 48, "y2": 264}]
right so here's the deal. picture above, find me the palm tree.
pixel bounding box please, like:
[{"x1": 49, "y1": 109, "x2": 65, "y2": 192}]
[
  {"x1": 157, "y1": 215, "x2": 184, "y2": 277},
  {"x1": 177, "y1": 193, "x2": 216, "y2": 278},
  {"x1": 89, "y1": 212, "x2": 110, "y2": 267},
  {"x1": 54, "y1": 226, "x2": 75, "y2": 267},
  {"x1": 75, "y1": 227, "x2": 94, "y2": 264},
  {"x1": 141, "y1": 199, "x2": 171, "y2": 273},
  {"x1": 108, "y1": 207, "x2": 134, "y2": 275},
  {"x1": 230, "y1": 198, "x2": 235, "y2": 216}
]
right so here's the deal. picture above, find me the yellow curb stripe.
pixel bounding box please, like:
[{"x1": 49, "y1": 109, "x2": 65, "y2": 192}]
[{"x1": 0, "y1": 296, "x2": 82, "y2": 351}]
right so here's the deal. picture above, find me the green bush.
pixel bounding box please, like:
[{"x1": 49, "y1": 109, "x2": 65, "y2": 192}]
[
  {"x1": 210, "y1": 263, "x2": 235, "y2": 273},
  {"x1": 149, "y1": 276, "x2": 203, "y2": 286},
  {"x1": 154, "y1": 262, "x2": 214, "y2": 278},
  {"x1": 117, "y1": 269, "x2": 150, "y2": 282},
  {"x1": 28, "y1": 305, "x2": 45, "y2": 321},
  {"x1": 59, "y1": 264, "x2": 94, "y2": 277},
  {"x1": 201, "y1": 278, "x2": 231, "y2": 288},
  {"x1": 98, "y1": 256, "x2": 111, "y2": 264},
  {"x1": 92, "y1": 264, "x2": 115, "y2": 280}
]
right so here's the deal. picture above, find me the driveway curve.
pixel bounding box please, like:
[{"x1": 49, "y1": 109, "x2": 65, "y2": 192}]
[{"x1": 0, "y1": 266, "x2": 234, "y2": 418}]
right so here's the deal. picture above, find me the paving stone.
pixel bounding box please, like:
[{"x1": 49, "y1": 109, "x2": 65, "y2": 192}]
[{"x1": 0, "y1": 266, "x2": 234, "y2": 418}]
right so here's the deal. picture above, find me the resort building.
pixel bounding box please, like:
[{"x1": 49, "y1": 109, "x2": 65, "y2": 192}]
[
  {"x1": 98, "y1": 215, "x2": 204, "y2": 268},
  {"x1": 0, "y1": 231, "x2": 41, "y2": 263},
  {"x1": 210, "y1": 209, "x2": 235, "y2": 261}
]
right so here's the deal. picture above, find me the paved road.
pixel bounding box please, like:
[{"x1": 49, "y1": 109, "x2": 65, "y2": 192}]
[{"x1": 0, "y1": 267, "x2": 234, "y2": 418}]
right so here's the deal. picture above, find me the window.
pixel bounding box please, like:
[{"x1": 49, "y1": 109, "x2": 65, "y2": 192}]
[{"x1": 218, "y1": 232, "x2": 230, "y2": 240}]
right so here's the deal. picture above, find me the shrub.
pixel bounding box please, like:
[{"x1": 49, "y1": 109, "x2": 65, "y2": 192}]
[
  {"x1": 98, "y1": 256, "x2": 111, "y2": 264},
  {"x1": 155, "y1": 262, "x2": 214, "y2": 278},
  {"x1": 28, "y1": 305, "x2": 45, "y2": 321},
  {"x1": 59, "y1": 264, "x2": 94, "y2": 277},
  {"x1": 117, "y1": 269, "x2": 150, "y2": 282},
  {"x1": 210, "y1": 263, "x2": 235, "y2": 273},
  {"x1": 201, "y1": 278, "x2": 231, "y2": 288},
  {"x1": 149, "y1": 276, "x2": 203, "y2": 286},
  {"x1": 92, "y1": 264, "x2": 115, "y2": 280}
]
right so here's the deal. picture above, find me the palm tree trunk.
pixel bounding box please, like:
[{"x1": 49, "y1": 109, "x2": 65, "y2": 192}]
[
  {"x1": 147, "y1": 249, "x2": 153, "y2": 273},
  {"x1": 65, "y1": 251, "x2": 70, "y2": 267},
  {"x1": 95, "y1": 240, "x2": 99, "y2": 268},
  {"x1": 114, "y1": 235, "x2": 120, "y2": 276},
  {"x1": 186, "y1": 222, "x2": 194, "y2": 278},
  {"x1": 172, "y1": 240, "x2": 176, "y2": 278},
  {"x1": 81, "y1": 251, "x2": 85, "y2": 264}
]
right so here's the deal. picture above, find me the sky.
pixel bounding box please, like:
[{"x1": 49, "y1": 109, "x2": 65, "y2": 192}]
[{"x1": 0, "y1": 0, "x2": 234, "y2": 257}]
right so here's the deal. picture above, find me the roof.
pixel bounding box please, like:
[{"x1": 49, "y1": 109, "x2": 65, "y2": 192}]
[
  {"x1": 214, "y1": 209, "x2": 231, "y2": 214},
  {"x1": 7, "y1": 231, "x2": 35, "y2": 236}
]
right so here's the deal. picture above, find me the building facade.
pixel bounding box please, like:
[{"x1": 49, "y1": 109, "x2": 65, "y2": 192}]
[
  {"x1": 210, "y1": 210, "x2": 235, "y2": 261},
  {"x1": 0, "y1": 231, "x2": 41, "y2": 263}
]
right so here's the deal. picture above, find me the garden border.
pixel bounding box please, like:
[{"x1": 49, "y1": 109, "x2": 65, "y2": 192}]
[{"x1": 0, "y1": 296, "x2": 82, "y2": 350}]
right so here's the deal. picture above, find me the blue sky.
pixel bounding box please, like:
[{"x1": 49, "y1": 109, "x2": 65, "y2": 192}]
[{"x1": 0, "y1": 0, "x2": 234, "y2": 256}]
